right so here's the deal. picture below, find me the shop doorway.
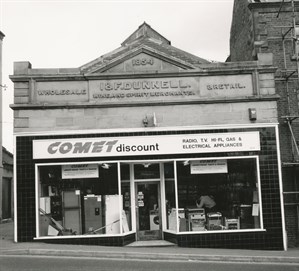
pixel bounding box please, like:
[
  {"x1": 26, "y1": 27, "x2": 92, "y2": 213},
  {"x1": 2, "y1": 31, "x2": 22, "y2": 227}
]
[
  {"x1": 2, "y1": 178, "x2": 12, "y2": 219},
  {"x1": 135, "y1": 182, "x2": 162, "y2": 241}
]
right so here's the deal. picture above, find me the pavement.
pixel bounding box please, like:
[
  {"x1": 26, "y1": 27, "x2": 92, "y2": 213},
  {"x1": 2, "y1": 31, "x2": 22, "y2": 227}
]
[{"x1": 1, "y1": 220, "x2": 299, "y2": 264}]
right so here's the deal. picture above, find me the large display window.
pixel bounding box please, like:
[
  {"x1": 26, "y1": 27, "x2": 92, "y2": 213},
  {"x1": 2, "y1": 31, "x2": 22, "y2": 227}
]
[
  {"x1": 174, "y1": 157, "x2": 262, "y2": 232},
  {"x1": 36, "y1": 156, "x2": 262, "y2": 239},
  {"x1": 37, "y1": 162, "x2": 127, "y2": 237}
]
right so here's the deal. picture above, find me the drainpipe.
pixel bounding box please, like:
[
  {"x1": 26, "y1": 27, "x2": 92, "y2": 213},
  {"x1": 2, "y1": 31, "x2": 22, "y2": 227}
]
[{"x1": 0, "y1": 31, "x2": 5, "y2": 221}]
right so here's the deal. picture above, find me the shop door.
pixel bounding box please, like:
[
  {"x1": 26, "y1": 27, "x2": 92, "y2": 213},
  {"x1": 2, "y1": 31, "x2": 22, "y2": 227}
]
[{"x1": 136, "y1": 182, "x2": 162, "y2": 241}]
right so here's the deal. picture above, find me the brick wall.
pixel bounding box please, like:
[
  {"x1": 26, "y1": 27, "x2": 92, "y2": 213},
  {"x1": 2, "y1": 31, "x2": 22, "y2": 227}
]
[
  {"x1": 230, "y1": 0, "x2": 255, "y2": 61},
  {"x1": 230, "y1": 0, "x2": 299, "y2": 248}
]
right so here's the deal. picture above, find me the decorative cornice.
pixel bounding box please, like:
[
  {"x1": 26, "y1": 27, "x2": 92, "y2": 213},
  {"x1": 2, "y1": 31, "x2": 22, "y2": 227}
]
[
  {"x1": 9, "y1": 65, "x2": 277, "y2": 82},
  {"x1": 10, "y1": 94, "x2": 280, "y2": 111}
]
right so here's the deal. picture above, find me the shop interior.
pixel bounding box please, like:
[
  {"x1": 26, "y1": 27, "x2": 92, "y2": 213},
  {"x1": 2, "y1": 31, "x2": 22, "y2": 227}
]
[
  {"x1": 37, "y1": 157, "x2": 261, "y2": 238},
  {"x1": 38, "y1": 162, "x2": 124, "y2": 237},
  {"x1": 174, "y1": 158, "x2": 261, "y2": 232}
]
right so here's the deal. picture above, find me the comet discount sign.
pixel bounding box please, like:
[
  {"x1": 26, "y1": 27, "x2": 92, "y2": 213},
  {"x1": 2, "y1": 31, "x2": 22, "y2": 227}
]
[{"x1": 32, "y1": 132, "x2": 260, "y2": 159}]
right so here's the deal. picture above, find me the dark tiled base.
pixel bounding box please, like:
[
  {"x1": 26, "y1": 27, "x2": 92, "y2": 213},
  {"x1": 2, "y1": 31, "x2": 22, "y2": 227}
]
[
  {"x1": 164, "y1": 231, "x2": 283, "y2": 250},
  {"x1": 33, "y1": 233, "x2": 136, "y2": 247}
]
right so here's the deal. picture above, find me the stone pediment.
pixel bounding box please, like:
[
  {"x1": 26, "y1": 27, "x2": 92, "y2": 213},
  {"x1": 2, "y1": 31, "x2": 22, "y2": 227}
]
[
  {"x1": 81, "y1": 46, "x2": 199, "y2": 75},
  {"x1": 80, "y1": 22, "x2": 210, "y2": 75}
]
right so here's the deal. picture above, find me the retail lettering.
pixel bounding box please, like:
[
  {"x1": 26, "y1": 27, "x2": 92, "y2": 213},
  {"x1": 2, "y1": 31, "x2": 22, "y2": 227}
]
[
  {"x1": 99, "y1": 80, "x2": 190, "y2": 91},
  {"x1": 37, "y1": 89, "x2": 87, "y2": 95},
  {"x1": 48, "y1": 140, "x2": 118, "y2": 155},
  {"x1": 93, "y1": 90, "x2": 195, "y2": 99},
  {"x1": 182, "y1": 136, "x2": 243, "y2": 150},
  {"x1": 47, "y1": 140, "x2": 160, "y2": 155},
  {"x1": 116, "y1": 143, "x2": 159, "y2": 152},
  {"x1": 183, "y1": 144, "x2": 211, "y2": 149},
  {"x1": 206, "y1": 83, "x2": 245, "y2": 90}
]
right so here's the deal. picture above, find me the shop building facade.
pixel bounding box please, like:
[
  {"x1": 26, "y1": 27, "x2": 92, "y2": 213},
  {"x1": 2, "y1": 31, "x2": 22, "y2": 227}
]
[{"x1": 10, "y1": 23, "x2": 286, "y2": 250}]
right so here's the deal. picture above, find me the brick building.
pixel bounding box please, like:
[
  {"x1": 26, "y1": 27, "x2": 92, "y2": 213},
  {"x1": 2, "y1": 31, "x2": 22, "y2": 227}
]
[
  {"x1": 230, "y1": 0, "x2": 299, "y2": 247},
  {"x1": 10, "y1": 23, "x2": 286, "y2": 250}
]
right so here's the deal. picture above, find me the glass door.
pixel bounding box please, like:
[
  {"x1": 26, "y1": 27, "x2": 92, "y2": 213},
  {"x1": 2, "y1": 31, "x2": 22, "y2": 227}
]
[{"x1": 135, "y1": 182, "x2": 162, "y2": 240}]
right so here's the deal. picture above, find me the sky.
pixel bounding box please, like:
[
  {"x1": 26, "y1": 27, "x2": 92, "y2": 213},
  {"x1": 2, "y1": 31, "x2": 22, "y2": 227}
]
[{"x1": 0, "y1": 0, "x2": 234, "y2": 153}]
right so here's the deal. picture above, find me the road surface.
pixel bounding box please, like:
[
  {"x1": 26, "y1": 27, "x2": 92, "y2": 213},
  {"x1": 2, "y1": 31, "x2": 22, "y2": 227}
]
[{"x1": 1, "y1": 255, "x2": 299, "y2": 271}]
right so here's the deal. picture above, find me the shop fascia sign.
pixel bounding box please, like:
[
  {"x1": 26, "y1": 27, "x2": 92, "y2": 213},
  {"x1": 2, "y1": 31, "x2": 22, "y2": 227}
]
[
  {"x1": 33, "y1": 132, "x2": 260, "y2": 159},
  {"x1": 35, "y1": 74, "x2": 253, "y2": 103}
]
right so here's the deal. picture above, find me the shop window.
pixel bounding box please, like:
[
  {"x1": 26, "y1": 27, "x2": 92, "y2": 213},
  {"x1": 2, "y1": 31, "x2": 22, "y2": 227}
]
[
  {"x1": 120, "y1": 163, "x2": 130, "y2": 181},
  {"x1": 37, "y1": 163, "x2": 123, "y2": 237},
  {"x1": 175, "y1": 158, "x2": 261, "y2": 232},
  {"x1": 134, "y1": 163, "x2": 160, "y2": 179}
]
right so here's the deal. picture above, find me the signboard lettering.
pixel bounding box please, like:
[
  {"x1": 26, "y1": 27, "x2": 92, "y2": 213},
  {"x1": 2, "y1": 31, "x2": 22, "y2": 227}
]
[
  {"x1": 37, "y1": 89, "x2": 87, "y2": 96},
  {"x1": 61, "y1": 164, "x2": 99, "y2": 179},
  {"x1": 98, "y1": 79, "x2": 190, "y2": 91},
  {"x1": 206, "y1": 83, "x2": 246, "y2": 90},
  {"x1": 34, "y1": 74, "x2": 254, "y2": 103},
  {"x1": 191, "y1": 159, "x2": 228, "y2": 174}
]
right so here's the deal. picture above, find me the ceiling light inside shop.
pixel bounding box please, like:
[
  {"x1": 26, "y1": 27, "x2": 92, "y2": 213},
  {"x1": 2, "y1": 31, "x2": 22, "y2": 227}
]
[
  {"x1": 183, "y1": 160, "x2": 190, "y2": 166},
  {"x1": 101, "y1": 163, "x2": 111, "y2": 169}
]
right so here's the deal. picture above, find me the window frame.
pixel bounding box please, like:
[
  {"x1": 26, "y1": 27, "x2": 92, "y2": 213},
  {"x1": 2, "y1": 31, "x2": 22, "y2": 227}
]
[
  {"x1": 34, "y1": 155, "x2": 264, "y2": 240},
  {"x1": 166, "y1": 155, "x2": 264, "y2": 234}
]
